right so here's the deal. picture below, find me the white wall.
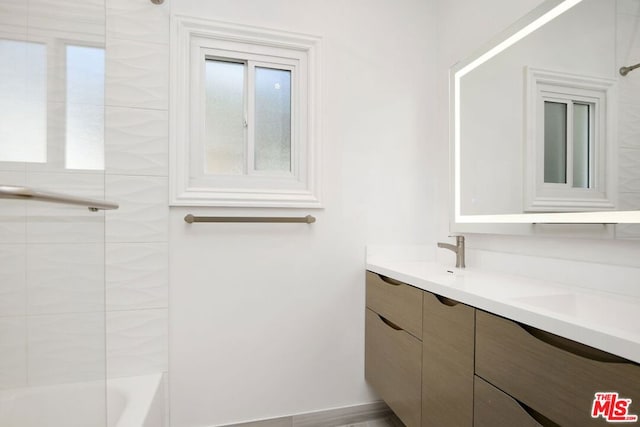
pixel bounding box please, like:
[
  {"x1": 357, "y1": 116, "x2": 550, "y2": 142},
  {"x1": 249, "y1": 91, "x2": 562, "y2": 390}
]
[
  {"x1": 168, "y1": 1, "x2": 437, "y2": 426},
  {"x1": 434, "y1": 0, "x2": 640, "y2": 298}
]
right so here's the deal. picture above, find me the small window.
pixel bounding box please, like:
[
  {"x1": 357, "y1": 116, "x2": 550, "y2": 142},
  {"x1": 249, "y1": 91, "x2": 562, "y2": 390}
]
[
  {"x1": 203, "y1": 58, "x2": 292, "y2": 175},
  {"x1": 524, "y1": 68, "x2": 616, "y2": 212},
  {"x1": 171, "y1": 17, "x2": 322, "y2": 207}
]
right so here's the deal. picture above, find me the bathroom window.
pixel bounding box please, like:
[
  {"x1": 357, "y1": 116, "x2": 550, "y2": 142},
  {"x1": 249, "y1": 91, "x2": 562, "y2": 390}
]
[
  {"x1": 0, "y1": 39, "x2": 47, "y2": 163},
  {"x1": 524, "y1": 68, "x2": 616, "y2": 212},
  {"x1": 170, "y1": 17, "x2": 322, "y2": 207},
  {"x1": 203, "y1": 58, "x2": 292, "y2": 176},
  {"x1": 0, "y1": 38, "x2": 105, "y2": 170}
]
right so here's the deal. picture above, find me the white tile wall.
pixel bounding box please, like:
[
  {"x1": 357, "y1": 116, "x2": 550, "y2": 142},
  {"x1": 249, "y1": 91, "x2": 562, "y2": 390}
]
[
  {"x1": 106, "y1": 0, "x2": 170, "y2": 45},
  {"x1": 26, "y1": 172, "x2": 106, "y2": 244},
  {"x1": 619, "y1": 148, "x2": 640, "y2": 193},
  {"x1": 105, "y1": 175, "x2": 168, "y2": 243},
  {"x1": 105, "y1": 39, "x2": 169, "y2": 110},
  {"x1": 106, "y1": 243, "x2": 168, "y2": 311},
  {"x1": 0, "y1": 171, "x2": 26, "y2": 243},
  {"x1": 105, "y1": 107, "x2": 168, "y2": 176},
  {"x1": 28, "y1": 313, "x2": 105, "y2": 385},
  {"x1": 0, "y1": 316, "x2": 27, "y2": 389},
  {"x1": 0, "y1": 0, "x2": 28, "y2": 28},
  {"x1": 106, "y1": 309, "x2": 168, "y2": 378},
  {"x1": 0, "y1": 0, "x2": 171, "y2": 393},
  {"x1": 28, "y1": 0, "x2": 104, "y2": 37},
  {"x1": 0, "y1": 245, "x2": 27, "y2": 317},
  {"x1": 104, "y1": 0, "x2": 170, "y2": 385},
  {"x1": 27, "y1": 244, "x2": 105, "y2": 315}
]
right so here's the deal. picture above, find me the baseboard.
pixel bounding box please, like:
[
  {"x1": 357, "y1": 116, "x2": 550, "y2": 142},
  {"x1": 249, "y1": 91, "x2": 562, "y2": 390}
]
[{"x1": 220, "y1": 401, "x2": 395, "y2": 427}]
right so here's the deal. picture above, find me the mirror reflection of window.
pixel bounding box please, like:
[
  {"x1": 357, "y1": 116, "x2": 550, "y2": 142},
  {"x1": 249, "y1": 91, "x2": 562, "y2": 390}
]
[
  {"x1": 544, "y1": 101, "x2": 568, "y2": 184},
  {"x1": 572, "y1": 103, "x2": 590, "y2": 189},
  {"x1": 0, "y1": 39, "x2": 47, "y2": 163},
  {"x1": 543, "y1": 99, "x2": 593, "y2": 189}
]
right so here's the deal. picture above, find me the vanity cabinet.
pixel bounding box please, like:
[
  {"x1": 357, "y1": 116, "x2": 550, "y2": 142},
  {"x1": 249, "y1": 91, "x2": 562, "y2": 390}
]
[
  {"x1": 365, "y1": 272, "x2": 475, "y2": 427},
  {"x1": 475, "y1": 310, "x2": 640, "y2": 427},
  {"x1": 365, "y1": 272, "x2": 423, "y2": 427},
  {"x1": 365, "y1": 270, "x2": 640, "y2": 427},
  {"x1": 422, "y1": 292, "x2": 474, "y2": 427}
]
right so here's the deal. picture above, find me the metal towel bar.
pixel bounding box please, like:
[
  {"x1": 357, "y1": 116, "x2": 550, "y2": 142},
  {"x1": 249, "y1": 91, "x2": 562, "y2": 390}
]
[
  {"x1": 184, "y1": 214, "x2": 316, "y2": 224},
  {"x1": 0, "y1": 185, "x2": 118, "y2": 211}
]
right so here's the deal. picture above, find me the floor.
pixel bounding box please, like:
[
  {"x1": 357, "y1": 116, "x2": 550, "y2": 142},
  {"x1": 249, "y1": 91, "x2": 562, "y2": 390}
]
[
  {"x1": 336, "y1": 414, "x2": 404, "y2": 427},
  {"x1": 226, "y1": 404, "x2": 404, "y2": 427}
]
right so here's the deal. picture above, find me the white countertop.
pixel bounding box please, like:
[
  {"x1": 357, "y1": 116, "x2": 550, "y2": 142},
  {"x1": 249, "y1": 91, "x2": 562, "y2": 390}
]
[{"x1": 367, "y1": 255, "x2": 640, "y2": 364}]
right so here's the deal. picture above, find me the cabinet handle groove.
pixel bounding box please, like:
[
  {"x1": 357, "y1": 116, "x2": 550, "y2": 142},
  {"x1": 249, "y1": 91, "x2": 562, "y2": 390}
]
[
  {"x1": 377, "y1": 274, "x2": 404, "y2": 286},
  {"x1": 519, "y1": 323, "x2": 630, "y2": 364},
  {"x1": 434, "y1": 294, "x2": 460, "y2": 307},
  {"x1": 516, "y1": 399, "x2": 561, "y2": 427},
  {"x1": 378, "y1": 314, "x2": 403, "y2": 331}
]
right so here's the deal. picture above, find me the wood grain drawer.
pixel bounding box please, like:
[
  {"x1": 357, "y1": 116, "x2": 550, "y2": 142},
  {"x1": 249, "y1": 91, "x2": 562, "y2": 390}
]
[
  {"x1": 474, "y1": 376, "x2": 551, "y2": 427},
  {"x1": 365, "y1": 308, "x2": 422, "y2": 427},
  {"x1": 365, "y1": 271, "x2": 422, "y2": 338},
  {"x1": 422, "y1": 292, "x2": 474, "y2": 427},
  {"x1": 476, "y1": 310, "x2": 640, "y2": 426}
]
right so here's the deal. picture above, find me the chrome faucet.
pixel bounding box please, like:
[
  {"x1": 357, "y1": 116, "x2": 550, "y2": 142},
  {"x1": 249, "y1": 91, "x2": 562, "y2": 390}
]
[{"x1": 437, "y1": 235, "x2": 465, "y2": 268}]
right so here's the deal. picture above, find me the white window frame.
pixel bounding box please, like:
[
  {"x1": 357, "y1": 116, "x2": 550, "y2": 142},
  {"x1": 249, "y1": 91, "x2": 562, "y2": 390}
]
[
  {"x1": 170, "y1": 16, "x2": 322, "y2": 208},
  {"x1": 524, "y1": 67, "x2": 617, "y2": 212}
]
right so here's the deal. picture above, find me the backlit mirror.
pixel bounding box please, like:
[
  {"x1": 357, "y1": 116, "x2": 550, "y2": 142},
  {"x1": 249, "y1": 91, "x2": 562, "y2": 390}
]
[{"x1": 453, "y1": 0, "x2": 640, "y2": 229}]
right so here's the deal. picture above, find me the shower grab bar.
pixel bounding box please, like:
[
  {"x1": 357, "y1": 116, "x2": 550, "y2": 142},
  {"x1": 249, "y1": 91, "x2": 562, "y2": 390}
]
[
  {"x1": 184, "y1": 214, "x2": 316, "y2": 224},
  {"x1": 0, "y1": 185, "x2": 119, "y2": 211}
]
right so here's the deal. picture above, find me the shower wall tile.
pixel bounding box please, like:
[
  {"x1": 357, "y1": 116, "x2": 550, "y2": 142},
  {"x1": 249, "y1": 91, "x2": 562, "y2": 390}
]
[
  {"x1": 26, "y1": 172, "x2": 105, "y2": 244},
  {"x1": 0, "y1": 1, "x2": 27, "y2": 28},
  {"x1": 28, "y1": 0, "x2": 105, "y2": 38},
  {"x1": 105, "y1": 107, "x2": 168, "y2": 176},
  {"x1": 106, "y1": 243, "x2": 168, "y2": 311},
  {"x1": 0, "y1": 316, "x2": 27, "y2": 389},
  {"x1": 28, "y1": 312, "x2": 105, "y2": 385},
  {"x1": 106, "y1": 0, "x2": 170, "y2": 45},
  {"x1": 106, "y1": 308, "x2": 168, "y2": 377},
  {"x1": 0, "y1": 245, "x2": 27, "y2": 317},
  {"x1": 619, "y1": 147, "x2": 640, "y2": 192},
  {"x1": 27, "y1": 244, "x2": 105, "y2": 315},
  {"x1": 618, "y1": 0, "x2": 640, "y2": 17},
  {"x1": 618, "y1": 101, "x2": 640, "y2": 149},
  {"x1": 105, "y1": 39, "x2": 169, "y2": 110},
  {"x1": 0, "y1": 171, "x2": 26, "y2": 243},
  {"x1": 105, "y1": 175, "x2": 168, "y2": 243}
]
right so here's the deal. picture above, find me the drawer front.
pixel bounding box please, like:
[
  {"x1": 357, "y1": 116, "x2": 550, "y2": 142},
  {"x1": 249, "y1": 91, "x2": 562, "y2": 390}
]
[
  {"x1": 476, "y1": 310, "x2": 640, "y2": 427},
  {"x1": 422, "y1": 292, "x2": 474, "y2": 427},
  {"x1": 365, "y1": 308, "x2": 422, "y2": 427},
  {"x1": 366, "y1": 271, "x2": 422, "y2": 338},
  {"x1": 474, "y1": 376, "x2": 548, "y2": 427}
]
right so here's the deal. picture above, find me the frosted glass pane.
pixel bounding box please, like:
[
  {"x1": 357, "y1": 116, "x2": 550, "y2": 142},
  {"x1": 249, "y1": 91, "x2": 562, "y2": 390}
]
[
  {"x1": 573, "y1": 103, "x2": 590, "y2": 188},
  {"x1": 254, "y1": 67, "x2": 291, "y2": 172},
  {"x1": 0, "y1": 39, "x2": 47, "y2": 163},
  {"x1": 544, "y1": 101, "x2": 567, "y2": 184},
  {"x1": 66, "y1": 45, "x2": 105, "y2": 170},
  {"x1": 205, "y1": 60, "x2": 245, "y2": 175}
]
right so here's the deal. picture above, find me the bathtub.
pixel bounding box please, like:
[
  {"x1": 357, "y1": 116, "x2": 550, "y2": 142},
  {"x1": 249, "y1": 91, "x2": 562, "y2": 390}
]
[{"x1": 0, "y1": 373, "x2": 164, "y2": 427}]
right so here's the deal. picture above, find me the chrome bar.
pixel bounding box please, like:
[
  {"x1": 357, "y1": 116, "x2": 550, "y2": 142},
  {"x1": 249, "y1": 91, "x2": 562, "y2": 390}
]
[
  {"x1": 0, "y1": 185, "x2": 119, "y2": 211},
  {"x1": 184, "y1": 214, "x2": 316, "y2": 224}
]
